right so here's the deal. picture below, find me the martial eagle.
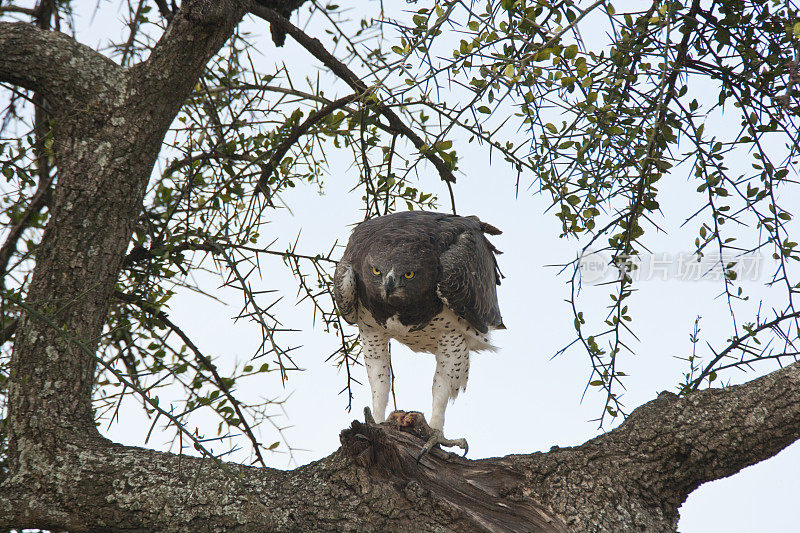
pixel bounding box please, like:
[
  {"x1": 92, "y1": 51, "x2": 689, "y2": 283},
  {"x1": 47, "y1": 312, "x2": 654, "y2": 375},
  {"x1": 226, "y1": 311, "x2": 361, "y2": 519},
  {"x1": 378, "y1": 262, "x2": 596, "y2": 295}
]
[{"x1": 333, "y1": 211, "x2": 504, "y2": 454}]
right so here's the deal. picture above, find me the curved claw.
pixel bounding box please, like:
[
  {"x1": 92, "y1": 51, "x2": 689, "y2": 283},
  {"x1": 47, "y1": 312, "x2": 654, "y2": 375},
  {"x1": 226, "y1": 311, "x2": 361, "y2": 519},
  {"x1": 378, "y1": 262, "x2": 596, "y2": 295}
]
[
  {"x1": 416, "y1": 429, "x2": 469, "y2": 462},
  {"x1": 417, "y1": 432, "x2": 440, "y2": 462}
]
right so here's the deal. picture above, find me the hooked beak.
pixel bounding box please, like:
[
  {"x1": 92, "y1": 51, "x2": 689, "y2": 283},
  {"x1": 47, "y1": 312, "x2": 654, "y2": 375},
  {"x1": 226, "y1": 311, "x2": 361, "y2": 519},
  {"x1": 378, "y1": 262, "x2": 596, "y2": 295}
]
[{"x1": 383, "y1": 273, "x2": 396, "y2": 299}]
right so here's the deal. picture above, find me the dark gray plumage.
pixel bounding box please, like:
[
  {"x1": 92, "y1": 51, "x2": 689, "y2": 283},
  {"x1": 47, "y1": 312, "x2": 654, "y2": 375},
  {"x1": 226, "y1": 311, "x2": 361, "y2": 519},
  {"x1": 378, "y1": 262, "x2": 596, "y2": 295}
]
[
  {"x1": 333, "y1": 211, "x2": 504, "y2": 450},
  {"x1": 335, "y1": 211, "x2": 503, "y2": 331}
]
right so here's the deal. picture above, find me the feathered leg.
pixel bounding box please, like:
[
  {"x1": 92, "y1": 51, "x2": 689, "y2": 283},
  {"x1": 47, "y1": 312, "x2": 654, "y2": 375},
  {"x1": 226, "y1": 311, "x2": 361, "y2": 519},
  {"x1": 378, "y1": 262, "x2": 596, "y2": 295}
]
[
  {"x1": 421, "y1": 333, "x2": 469, "y2": 459},
  {"x1": 361, "y1": 331, "x2": 391, "y2": 423}
]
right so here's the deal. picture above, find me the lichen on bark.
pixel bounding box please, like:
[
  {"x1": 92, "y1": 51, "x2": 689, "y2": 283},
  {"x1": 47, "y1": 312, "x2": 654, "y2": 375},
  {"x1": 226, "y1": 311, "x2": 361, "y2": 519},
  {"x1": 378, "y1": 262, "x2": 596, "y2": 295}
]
[{"x1": 2, "y1": 1, "x2": 800, "y2": 531}]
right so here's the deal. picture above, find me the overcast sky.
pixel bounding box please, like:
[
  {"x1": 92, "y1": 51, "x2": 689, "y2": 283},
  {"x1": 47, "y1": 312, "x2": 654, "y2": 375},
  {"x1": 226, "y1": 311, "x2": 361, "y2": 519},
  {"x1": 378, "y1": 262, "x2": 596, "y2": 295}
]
[{"x1": 7, "y1": 1, "x2": 798, "y2": 531}]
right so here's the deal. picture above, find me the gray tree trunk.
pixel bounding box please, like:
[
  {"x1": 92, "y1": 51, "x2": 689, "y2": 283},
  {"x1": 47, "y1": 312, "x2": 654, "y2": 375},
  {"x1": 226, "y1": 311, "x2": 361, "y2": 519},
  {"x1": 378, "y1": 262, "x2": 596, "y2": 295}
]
[{"x1": 1, "y1": 2, "x2": 799, "y2": 531}]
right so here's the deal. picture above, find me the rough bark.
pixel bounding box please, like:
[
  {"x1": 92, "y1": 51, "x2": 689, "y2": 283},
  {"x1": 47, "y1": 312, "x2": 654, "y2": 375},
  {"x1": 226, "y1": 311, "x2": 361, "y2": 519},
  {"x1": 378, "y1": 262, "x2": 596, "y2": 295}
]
[
  {"x1": 1, "y1": 360, "x2": 799, "y2": 531},
  {"x1": 0, "y1": 0, "x2": 248, "y2": 516},
  {"x1": 506, "y1": 359, "x2": 800, "y2": 531},
  {"x1": 2, "y1": 2, "x2": 800, "y2": 531}
]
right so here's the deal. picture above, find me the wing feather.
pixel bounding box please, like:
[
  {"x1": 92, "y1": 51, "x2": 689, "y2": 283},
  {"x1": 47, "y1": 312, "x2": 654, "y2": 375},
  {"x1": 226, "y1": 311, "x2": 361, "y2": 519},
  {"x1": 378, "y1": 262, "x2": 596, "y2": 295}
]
[
  {"x1": 333, "y1": 260, "x2": 359, "y2": 324},
  {"x1": 436, "y1": 220, "x2": 503, "y2": 333}
]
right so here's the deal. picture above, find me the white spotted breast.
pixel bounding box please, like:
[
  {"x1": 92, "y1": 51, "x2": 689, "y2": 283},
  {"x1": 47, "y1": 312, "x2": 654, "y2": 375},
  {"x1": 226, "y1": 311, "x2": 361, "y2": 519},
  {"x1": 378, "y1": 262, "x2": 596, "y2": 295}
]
[{"x1": 358, "y1": 307, "x2": 497, "y2": 354}]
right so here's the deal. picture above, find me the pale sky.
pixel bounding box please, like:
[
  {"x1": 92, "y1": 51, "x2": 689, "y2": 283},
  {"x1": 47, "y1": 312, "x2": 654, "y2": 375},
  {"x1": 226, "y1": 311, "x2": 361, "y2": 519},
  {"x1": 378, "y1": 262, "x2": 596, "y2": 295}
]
[{"x1": 6, "y1": 1, "x2": 799, "y2": 531}]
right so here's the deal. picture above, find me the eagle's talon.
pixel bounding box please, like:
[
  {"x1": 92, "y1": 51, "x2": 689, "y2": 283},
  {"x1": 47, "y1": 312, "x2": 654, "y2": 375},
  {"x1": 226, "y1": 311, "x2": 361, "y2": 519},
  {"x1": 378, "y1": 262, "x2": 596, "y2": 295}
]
[
  {"x1": 363, "y1": 407, "x2": 376, "y2": 426},
  {"x1": 417, "y1": 429, "x2": 468, "y2": 462},
  {"x1": 335, "y1": 212, "x2": 502, "y2": 468}
]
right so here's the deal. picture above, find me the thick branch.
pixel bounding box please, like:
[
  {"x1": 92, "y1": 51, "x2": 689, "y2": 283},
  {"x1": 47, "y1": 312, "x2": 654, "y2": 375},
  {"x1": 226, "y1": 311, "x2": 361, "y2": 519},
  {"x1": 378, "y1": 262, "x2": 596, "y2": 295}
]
[
  {"x1": 3, "y1": 360, "x2": 799, "y2": 531},
  {"x1": 0, "y1": 416, "x2": 566, "y2": 532},
  {"x1": 615, "y1": 358, "x2": 800, "y2": 503},
  {"x1": 508, "y1": 359, "x2": 800, "y2": 531},
  {"x1": 5, "y1": 0, "x2": 250, "y2": 454},
  {"x1": 130, "y1": 1, "x2": 246, "y2": 103},
  {"x1": 0, "y1": 22, "x2": 121, "y2": 112}
]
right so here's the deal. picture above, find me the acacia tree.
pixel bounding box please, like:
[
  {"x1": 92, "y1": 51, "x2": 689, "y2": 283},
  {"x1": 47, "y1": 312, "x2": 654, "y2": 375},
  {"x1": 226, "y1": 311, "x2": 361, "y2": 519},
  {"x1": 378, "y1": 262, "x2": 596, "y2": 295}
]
[{"x1": 0, "y1": 0, "x2": 799, "y2": 531}]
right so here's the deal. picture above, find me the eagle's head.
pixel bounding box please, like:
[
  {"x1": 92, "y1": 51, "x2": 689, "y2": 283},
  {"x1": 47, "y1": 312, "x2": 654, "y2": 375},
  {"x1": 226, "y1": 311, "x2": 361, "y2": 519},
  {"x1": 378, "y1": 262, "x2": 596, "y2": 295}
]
[{"x1": 362, "y1": 248, "x2": 435, "y2": 308}]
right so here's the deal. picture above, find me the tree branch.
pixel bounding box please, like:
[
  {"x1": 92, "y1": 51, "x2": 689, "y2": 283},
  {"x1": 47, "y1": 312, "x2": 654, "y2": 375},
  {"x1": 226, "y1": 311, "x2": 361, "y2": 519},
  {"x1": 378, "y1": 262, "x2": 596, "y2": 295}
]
[
  {"x1": 250, "y1": 5, "x2": 458, "y2": 186},
  {"x1": 3, "y1": 357, "x2": 799, "y2": 531},
  {"x1": 0, "y1": 5, "x2": 37, "y2": 16},
  {"x1": 153, "y1": 0, "x2": 175, "y2": 22},
  {"x1": 688, "y1": 310, "x2": 800, "y2": 390},
  {"x1": 114, "y1": 289, "x2": 269, "y2": 468},
  {"x1": 620, "y1": 358, "x2": 800, "y2": 505},
  {"x1": 126, "y1": 0, "x2": 247, "y2": 122},
  {"x1": 0, "y1": 21, "x2": 121, "y2": 112},
  {"x1": 0, "y1": 409, "x2": 567, "y2": 532},
  {"x1": 0, "y1": 161, "x2": 53, "y2": 283},
  {"x1": 510, "y1": 359, "x2": 800, "y2": 530},
  {"x1": 256, "y1": 92, "x2": 363, "y2": 195}
]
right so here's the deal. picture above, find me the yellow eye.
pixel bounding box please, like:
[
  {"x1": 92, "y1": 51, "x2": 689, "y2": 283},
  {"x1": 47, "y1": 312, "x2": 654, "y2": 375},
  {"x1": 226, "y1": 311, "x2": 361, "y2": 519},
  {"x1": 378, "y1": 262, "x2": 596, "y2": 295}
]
[
  {"x1": 404, "y1": 271, "x2": 415, "y2": 279},
  {"x1": 372, "y1": 267, "x2": 381, "y2": 276}
]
